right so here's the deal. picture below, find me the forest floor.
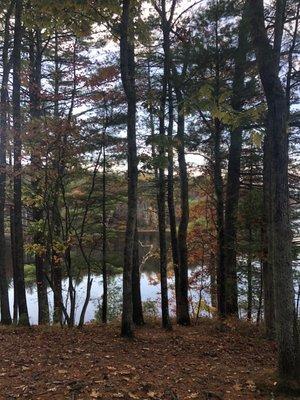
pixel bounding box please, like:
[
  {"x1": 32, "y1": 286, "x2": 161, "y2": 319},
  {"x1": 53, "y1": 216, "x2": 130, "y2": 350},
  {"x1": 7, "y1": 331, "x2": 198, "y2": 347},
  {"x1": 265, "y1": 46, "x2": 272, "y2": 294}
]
[{"x1": 0, "y1": 319, "x2": 297, "y2": 400}]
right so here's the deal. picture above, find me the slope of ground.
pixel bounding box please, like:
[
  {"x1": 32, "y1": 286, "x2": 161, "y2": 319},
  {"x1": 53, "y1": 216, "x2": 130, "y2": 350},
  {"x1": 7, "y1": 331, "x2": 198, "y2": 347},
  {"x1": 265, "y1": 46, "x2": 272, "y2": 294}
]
[{"x1": 0, "y1": 320, "x2": 296, "y2": 399}]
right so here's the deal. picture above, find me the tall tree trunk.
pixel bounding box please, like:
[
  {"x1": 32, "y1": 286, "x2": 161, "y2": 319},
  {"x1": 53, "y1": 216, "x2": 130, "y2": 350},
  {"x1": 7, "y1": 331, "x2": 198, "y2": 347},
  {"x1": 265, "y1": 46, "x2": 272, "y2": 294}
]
[
  {"x1": 52, "y1": 219, "x2": 62, "y2": 324},
  {"x1": 147, "y1": 57, "x2": 167, "y2": 324},
  {"x1": 132, "y1": 223, "x2": 144, "y2": 325},
  {"x1": 10, "y1": 204, "x2": 18, "y2": 323},
  {"x1": 246, "y1": 228, "x2": 253, "y2": 321},
  {"x1": 52, "y1": 30, "x2": 62, "y2": 325},
  {"x1": 153, "y1": 0, "x2": 173, "y2": 330},
  {"x1": 65, "y1": 247, "x2": 75, "y2": 326},
  {"x1": 29, "y1": 29, "x2": 49, "y2": 325},
  {"x1": 248, "y1": 0, "x2": 299, "y2": 381},
  {"x1": 262, "y1": 138, "x2": 276, "y2": 338},
  {"x1": 247, "y1": 145, "x2": 254, "y2": 322},
  {"x1": 9, "y1": 147, "x2": 18, "y2": 322},
  {"x1": 224, "y1": 13, "x2": 248, "y2": 316},
  {"x1": 120, "y1": 0, "x2": 138, "y2": 337},
  {"x1": 209, "y1": 253, "x2": 217, "y2": 308},
  {"x1": 157, "y1": 172, "x2": 171, "y2": 330},
  {"x1": 101, "y1": 142, "x2": 108, "y2": 324},
  {"x1": 256, "y1": 258, "x2": 263, "y2": 325},
  {"x1": 166, "y1": 85, "x2": 180, "y2": 318},
  {"x1": 213, "y1": 117, "x2": 226, "y2": 318},
  {"x1": 174, "y1": 87, "x2": 190, "y2": 326},
  {"x1": 0, "y1": 2, "x2": 13, "y2": 325},
  {"x1": 147, "y1": 56, "x2": 172, "y2": 324},
  {"x1": 12, "y1": 0, "x2": 30, "y2": 326},
  {"x1": 212, "y1": 7, "x2": 226, "y2": 318}
]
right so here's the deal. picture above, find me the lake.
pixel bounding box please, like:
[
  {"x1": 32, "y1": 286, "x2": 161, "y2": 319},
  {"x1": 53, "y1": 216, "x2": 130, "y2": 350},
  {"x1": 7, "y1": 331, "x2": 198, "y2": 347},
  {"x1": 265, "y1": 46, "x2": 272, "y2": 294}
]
[
  {"x1": 6, "y1": 231, "x2": 210, "y2": 324},
  {"x1": 8, "y1": 272, "x2": 167, "y2": 325}
]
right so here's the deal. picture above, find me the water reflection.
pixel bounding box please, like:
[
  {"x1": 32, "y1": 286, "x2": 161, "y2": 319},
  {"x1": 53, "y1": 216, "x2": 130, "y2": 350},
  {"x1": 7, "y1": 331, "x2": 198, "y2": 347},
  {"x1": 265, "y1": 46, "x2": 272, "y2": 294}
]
[
  {"x1": 6, "y1": 231, "x2": 211, "y2": 324},
  {"x1": 9, "y1": 272, "x2": 162, "y2": 325},
  {"x1": 6, "y1": 231, "x2": 164, "y2": 324}
]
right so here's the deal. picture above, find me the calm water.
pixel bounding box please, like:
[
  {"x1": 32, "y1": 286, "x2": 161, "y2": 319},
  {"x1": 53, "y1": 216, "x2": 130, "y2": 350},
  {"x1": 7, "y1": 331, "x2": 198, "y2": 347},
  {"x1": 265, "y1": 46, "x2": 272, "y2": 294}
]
[
  {"x1": 5, "y1": 231, "x2": 213, "y2": 324},
  {"x1": 6, "y1": 231, "x2": 200, "y2": 324},
  {"x1": 8, "y1": 272, "x2": 164, "y2": 325}
]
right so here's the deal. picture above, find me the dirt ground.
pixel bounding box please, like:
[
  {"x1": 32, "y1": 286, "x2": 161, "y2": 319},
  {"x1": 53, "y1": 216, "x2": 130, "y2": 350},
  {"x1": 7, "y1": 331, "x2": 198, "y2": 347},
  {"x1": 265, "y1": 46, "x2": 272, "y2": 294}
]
[{"x1": 0, "y1": 320, "x2": 297, "y2": 399}]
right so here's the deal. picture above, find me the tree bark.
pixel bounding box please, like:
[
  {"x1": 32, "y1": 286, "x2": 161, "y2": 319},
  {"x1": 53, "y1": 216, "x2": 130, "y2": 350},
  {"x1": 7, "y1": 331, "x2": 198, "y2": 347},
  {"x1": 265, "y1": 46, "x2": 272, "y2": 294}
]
[
  {"x1": 132, "y1": 223, "x2": 144, "y2": 325},
  {"x1": 52, "y1": 30, "x2": 62, "y2": 325},
  {"x1": 10, "y1": 204, "x2": 18, "y2": 323},
  {"x1": 9, "y1": 142, "x2": 18, "y2": 323},
  {"x1": 213, "y1": 117, "x2": 226, "y2": 318},
  {"x1": 0, "y1": 1, "x2": 14, "y2": 325},
  {"x1": 209, "y1": 253, "x2": 217, "y2": 309},
  {"x1": 256, "y1": 258, "x2": 263, "y2": 325},
  {"x1": 212, "y1": 7, "x2": 226, "y2": 318},
  {"x1": 246, "y1": 228, "x2": 253, "y2": 321},
  {"x1": 248, "y1": 0, "x2": 299, "y2": 381},
  {"x1": 174, "y1": 87, "x2": 190, "y2": 326},
  {"x1": 120, "y1": 0, "x2": 138, "y2": 337},
  {"x1": 262, "y1": 141, "x2": 276, "y2": 338},
  {"x1": 101, "y1": 141, "x2": 108, "y2": 324},
  {"x1": 156, "y1": 0, "x2": 172, "y2": 330},
  {"x1": 28, "y1": 29, "x2": 50, "y2": 325},
  {"x1": 157, "y1": 174, "x2": 171, "y2": 330},
  {"x1": 12, "y1": 0, "x2": 30, "y2": 326},
  {"x1": 224, "y1": 12, "x2": 248, "y2": 316},
  {"x1": 147, "y1": 55, "x2": 171, "y2": 326},
  {"x1": 166, "y1": 85, "x2": 180, "y2": 318}
]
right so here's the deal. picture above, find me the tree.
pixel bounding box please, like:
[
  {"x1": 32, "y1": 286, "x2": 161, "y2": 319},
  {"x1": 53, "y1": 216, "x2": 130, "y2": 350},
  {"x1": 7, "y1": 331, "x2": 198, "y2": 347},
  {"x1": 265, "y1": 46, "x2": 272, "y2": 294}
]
[
  {"x1": 101, "y1": 134, "x2": 108, "y2": 324},
  {"x1": 28, "y1": 27, "x2": 50, "y2": 325},
  {"x1": 153, "y1": 0, "x2": 173, "y2": 331},
  {"x1": 120, "y1": 0, "x2": 138, "y2": 337},
  {"x1": 0, "y1": 1, "x2": 13, "y2": 325},
  {"x1": 223, "y1": 7, "x2": 248, "y2": 317},
  {"x1": 12, "y1": 0, "x2": 30, "y2": 326},
  {"x1": 248, "y1": 0, "x2": 300, "y2": 382},
  {"x1": 172, "y1": 68, "x2": 191, "y2": 326}
]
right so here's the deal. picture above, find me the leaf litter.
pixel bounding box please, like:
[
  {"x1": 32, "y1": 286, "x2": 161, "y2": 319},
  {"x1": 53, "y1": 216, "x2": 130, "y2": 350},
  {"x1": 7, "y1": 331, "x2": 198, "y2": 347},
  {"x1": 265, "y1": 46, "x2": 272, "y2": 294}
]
[{"x1": 0, "y1": 320, "x2": 291, "y2": 399}]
